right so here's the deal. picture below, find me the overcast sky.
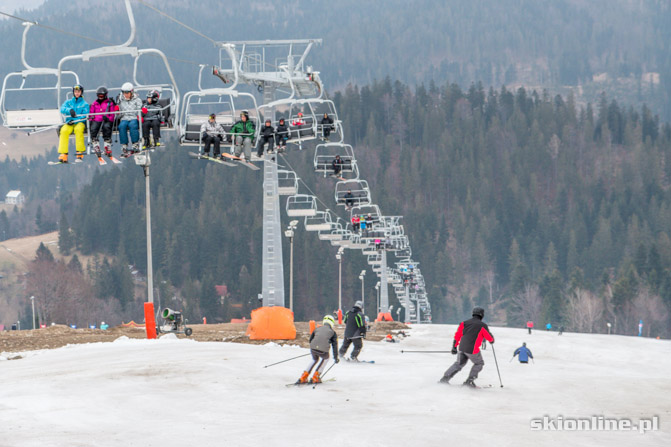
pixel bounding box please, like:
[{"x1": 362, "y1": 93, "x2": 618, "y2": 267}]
[{"x1": 0, "y1": 0, "x2": 45, "y2": 18}]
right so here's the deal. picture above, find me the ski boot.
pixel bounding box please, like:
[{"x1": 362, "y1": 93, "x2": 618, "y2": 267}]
[
  {"x1": 463, "y1": 378, "x2": 477, "y2": 388},
  {"x1": 92, "y1": 141, "x2": 102, "y2": 158},
  {"x1": 57, "y1": 153, "x2": 68, "y2": 164},
  {"x1": 75, "y1": 152, "x2": 85, "y2": 163},
  {"x1": 310, "y1": 371, "x2": 322, "y2": 384},
  {"x1": 439, "y1": 376, "x2": 450, "y2": 384},
  {"x1": 296, "y1": 371, "x2": 309, "y2": 384},
  {"x1": 104, "y1": 141, "x2": 113, "y2": 158},
  {"x1": 132, "y1": 142, "x2": 140, "y2": 153},
  {"x1": 121, "y1": 144, "x2": 129, "y2": 158}
]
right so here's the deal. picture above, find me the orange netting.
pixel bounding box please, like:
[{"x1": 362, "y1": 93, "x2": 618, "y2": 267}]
[
  {"x1": 375, "y1": 312, "x2": 394, "y2": 322},
  {"x1": 246, "y1": 306, "x2": 296, "y2": 340}
]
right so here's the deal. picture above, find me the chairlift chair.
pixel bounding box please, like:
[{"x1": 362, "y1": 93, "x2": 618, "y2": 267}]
[
  {"x1": 314, "y1": 143, "x2": 356, "y2": 177},
  {"x1": 286, "y1": 194, "x2": 317, "y2": 217}
]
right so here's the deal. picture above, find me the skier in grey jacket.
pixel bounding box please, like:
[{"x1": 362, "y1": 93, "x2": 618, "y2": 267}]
[
  {"x1": 117, "y1": 82, "x2": 143, "y2": 156},
  {"x1": 199, "y1": 113, "x2": 225, "y2": 158},
  {"x1": 296, "y1": 315, "x2": 339, "y2": 384}
]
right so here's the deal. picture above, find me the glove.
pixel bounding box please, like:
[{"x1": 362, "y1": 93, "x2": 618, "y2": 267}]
[
  {"x1": 70, "y1": 109, "x2": 76, "y2": 117},
  {"x1": 114, "y1": 105, "x2": 119, "y2": 111},
  {"x1": 362, "y1": 333, "x2": 366, "y2": 339},
  {"x1": 141, "y1": 107, "x2": 148, "y2": 115},
  {"x1": 451, "y1": 346, "x2": 457, "y2": 355},
  {"x1": 335, "y1": 357, "x2": 340, "y2": 364}
]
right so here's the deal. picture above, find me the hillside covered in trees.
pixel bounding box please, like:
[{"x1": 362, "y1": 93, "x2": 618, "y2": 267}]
[{"x1": 40, "y1": 79, "x2": 670, "y2": 339}]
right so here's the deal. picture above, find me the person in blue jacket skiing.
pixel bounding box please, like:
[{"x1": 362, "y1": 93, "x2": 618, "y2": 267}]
[{"x1": 513, "y1": 342, "x2": 533, "y2": 364}]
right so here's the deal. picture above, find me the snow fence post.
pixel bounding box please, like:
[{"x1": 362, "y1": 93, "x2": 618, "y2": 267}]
[{"x1": 144, "y1": 302, "x2": 157, "y2": 339}]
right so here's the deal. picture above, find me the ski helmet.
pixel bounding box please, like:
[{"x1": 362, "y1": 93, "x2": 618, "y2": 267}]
[
  {"x1": 209, "y1": 113, "x2": 216, "y2": 120},
  {"x1": 96, "y1": 86, "x2": 108, "y2": 99},
  {"x1": 147, "y1": 90, "x2": 160, "y2": 101},
  {"x1": 240, "y1": 110, "x2": 249, "y2": 119},
  {"x1": 354, "y1": 300, "x2": 363, "y2": 310},
  {"x1": 323, "y1": 315, "x2": 335, "y2": 328},
  {"x1": 522, "y1": 342, "x2": 526, "y2": 347},
  {"x1": 121, "y1": 82, "x2": 133, "y2": 93},
  {"x1": 73, "y1": 84, "x2": 83, "y2": 94},
  {"x1": 472, "y1": 306, "x2": 485, "y2": 318}
]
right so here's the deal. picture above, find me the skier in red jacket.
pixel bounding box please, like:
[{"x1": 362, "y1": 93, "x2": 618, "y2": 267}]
[{"x1": 439, "y1": 306, "x2": 494, "y2": 387}]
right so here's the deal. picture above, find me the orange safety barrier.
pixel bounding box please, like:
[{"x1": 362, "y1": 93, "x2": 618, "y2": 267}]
[
  {"x1": 144, "y1": 302, "x2": 157, "y2": 339},
  {"x1": 337, "y1": 309, "x2": 343, "y2": 324},
  {"x1": 246, "y1": 307, "x2": 296, "y2": 340},
  {"x1": 375, "y1": 312, "x2": 394, "y2": 322},
  {"x1": 309, "y1": 320, "x2": 316, "y2": 334}
]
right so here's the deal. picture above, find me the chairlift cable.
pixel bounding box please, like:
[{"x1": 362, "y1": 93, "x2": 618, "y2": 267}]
[
  {"x1": 0, "y1": 11, "x2": 114, "y2": 45},
  {"x1": 135, "y1": 0, "x2": 218, "y2": 46},
  {"x1": 278, "y1": 152, "x2": 348, "y2": 224},
  {"x1": 0, "y1": 10, "x2": 202, "y2": 67}
]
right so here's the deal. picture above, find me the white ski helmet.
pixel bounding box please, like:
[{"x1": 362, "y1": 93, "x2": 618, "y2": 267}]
[{"x1": 121, "y1": 82, "x2": 133, "y2": 93}]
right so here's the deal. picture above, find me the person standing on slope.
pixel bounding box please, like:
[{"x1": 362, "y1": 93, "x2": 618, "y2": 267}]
[
  {"x1": 297, "y1": 315, "x2": 339, "y2": 384},
  {"x1": 440, "y1": 306, "x2": 494, "y2": 387},
  {"x1": 513, "y1": 342, "x2": 533, "y2": 364},
  {"x1": 339, "y1": 300, "x2": 367, "y2": 361}
]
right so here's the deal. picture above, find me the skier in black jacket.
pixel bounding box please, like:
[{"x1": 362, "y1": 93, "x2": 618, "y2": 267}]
[
  {"x1": 275, "y1": 118, "x2": 290, "y2": 152},
  {"x1": 297, "y1": 315, "x2": 339, "y2": 384},
  {"x1": 320, "y1": 113, "x2": 334, "y2": 141},
  {"x1": 440, "y1": 306, "x2": 494, "y2": 387},
  {"x1": 257, "y1": 119, "x2": 274, "y2": 157},
  {"x1": 339, "y1": 301, "x2": 367, "y2": 361}
]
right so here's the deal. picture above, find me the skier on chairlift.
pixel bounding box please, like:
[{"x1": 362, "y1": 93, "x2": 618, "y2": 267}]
[
  {"x1": 320, "y1": 113, "x2": 334, "y2": 141},
  {"x1": 275, "y1": 117, "x2": 290, "y2": 152},
  {"x1": 88, "y1": 86, "x2": 115, "y2": 159},
  {"x1": 257, "y1": 118, "x2": 275, "y2": 157},
  {"x1": 117, "y1": 82, "x2": 143, "y2": 157},
  {"x1": 141, "y1": 90, "x2": 162, "y2": 149},
  {"x1": 200, "y1": 113, "x2": 225, "y2": 158},
  {"x1": 57, "y1": 84, "x2": 89, "y2": 163},
  {"x1": 231, "y1": 110, "x2": 256, "y2": 162}
]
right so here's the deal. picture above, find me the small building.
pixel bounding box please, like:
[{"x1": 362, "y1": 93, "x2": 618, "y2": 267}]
[{"x1": 5, "y1": 190, "x2": 24, "y2": 205}]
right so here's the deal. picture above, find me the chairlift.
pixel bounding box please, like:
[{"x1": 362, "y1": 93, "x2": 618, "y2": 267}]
[
  {"x1": 304, "y1": 210, "x2": 333, "y2": 231},
  {"x1": 0, "y1": 22, "x2": 80, "y2": 130},
  {"x1": 277, "y1": 170, "x2": 299, "y2": 195},
  {"x1": 313, "y1": 143, "x2": 356, "y2": 177},
  {"x1": 286, "y1": 194, "x2": 317, "y2": 217},
  {"x1": 55, "y1": 0, "x2": 180, "y2": 139},
  {"x1": 335, "y1": 179, "x2": 371, "y2": 207},
  {"x1": 179, "y1": 87, "x2": 260, "y2": 150}
]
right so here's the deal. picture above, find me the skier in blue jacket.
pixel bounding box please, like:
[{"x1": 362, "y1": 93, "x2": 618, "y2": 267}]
[
  {"x1": 513, "y1": 342, "x2": 533, "y2": 364},
  {"x1": 57, "y1": 84, "x2": 89, "y2": 163}
]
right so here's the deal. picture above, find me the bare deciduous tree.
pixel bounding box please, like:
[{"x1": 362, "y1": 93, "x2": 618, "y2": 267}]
[
  {"x1": 565, "y1": 288, "x2": 603, "y2": 333},
  {"x1": 509, "y1": 283, "x2": 542, "y2": 323}
]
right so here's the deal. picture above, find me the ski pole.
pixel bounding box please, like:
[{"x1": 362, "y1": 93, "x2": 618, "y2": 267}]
[
  {"x1": 491, "y1": 343, "x2": 504, "y2": 387},
  {"x1": 400, "y1": 350, "x2": 450, "y2": 353},
  {"x1": 263, "y1": 353, "x2": 310, "y2": 368},
  {"x1": 509, "y1": 357, "x2": 514, "y2": 363},
  {"x1": 320, "y1": 361, "x2": 337, "y2": 380}
]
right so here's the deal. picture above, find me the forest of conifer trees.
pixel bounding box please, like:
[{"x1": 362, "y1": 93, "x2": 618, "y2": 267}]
[{"x1": 15, "y1": 78, "x2": 662, "y2": 338}]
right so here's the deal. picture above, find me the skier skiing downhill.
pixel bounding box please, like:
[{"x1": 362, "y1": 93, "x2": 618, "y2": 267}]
[
  {"x1": 513, "y1": 342, "x2": 533, "y2": 364},
  {"x1": 339, "y1": 301, "x2": 367, "y2": 361},
  {"x1": 297, "y1": 315, "x2": 339, "y2": 384},
  {"x1": 440, "y1": 306, "x2": 494, "y2": 387}
]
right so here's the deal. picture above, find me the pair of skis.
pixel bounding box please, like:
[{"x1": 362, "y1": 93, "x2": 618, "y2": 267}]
[
  {"x1": 286, "y1": 378, "x2": 336, "y2": 387},
  {"x1": 189, "y1": 152, "x2": 260, "y2": 170},
  {"x1": 48, "y1": 154, "x2": 122, "y2": 165}
]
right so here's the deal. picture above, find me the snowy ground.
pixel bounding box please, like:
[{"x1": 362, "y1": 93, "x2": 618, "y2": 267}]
[{"x1": 1, "y1": 325, "x2": 670, "y2": 447}]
